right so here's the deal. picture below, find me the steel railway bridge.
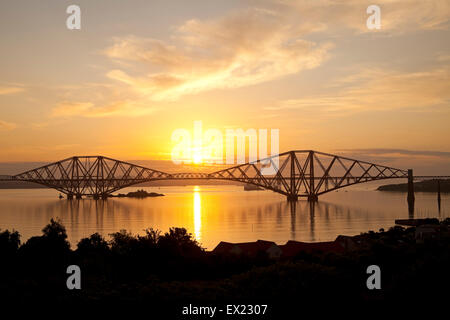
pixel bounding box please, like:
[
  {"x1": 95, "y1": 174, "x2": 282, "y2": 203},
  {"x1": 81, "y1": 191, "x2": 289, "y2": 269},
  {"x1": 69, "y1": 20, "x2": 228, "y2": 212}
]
[{"x1": 0, "y1": 150, "x2": 444, "y2": 201}]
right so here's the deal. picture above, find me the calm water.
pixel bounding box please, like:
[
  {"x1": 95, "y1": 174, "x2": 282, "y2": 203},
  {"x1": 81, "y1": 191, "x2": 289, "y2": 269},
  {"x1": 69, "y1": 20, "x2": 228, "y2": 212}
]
[{"x1": 0, "y1": 184, "x2": 447, "y2": 249}]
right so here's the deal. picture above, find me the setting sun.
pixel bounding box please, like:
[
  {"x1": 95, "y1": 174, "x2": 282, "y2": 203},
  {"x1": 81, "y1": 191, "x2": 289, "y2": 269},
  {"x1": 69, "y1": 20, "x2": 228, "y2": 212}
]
[{"x1": 192, "y1": 151, "x2": 203, "y2": 164}]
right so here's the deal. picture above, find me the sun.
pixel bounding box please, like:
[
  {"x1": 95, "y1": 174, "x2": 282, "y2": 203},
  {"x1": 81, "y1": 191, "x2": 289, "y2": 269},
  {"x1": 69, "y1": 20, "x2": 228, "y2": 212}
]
[{"x1": 192, "y1": 152, "x2": 203, "y2": 164}]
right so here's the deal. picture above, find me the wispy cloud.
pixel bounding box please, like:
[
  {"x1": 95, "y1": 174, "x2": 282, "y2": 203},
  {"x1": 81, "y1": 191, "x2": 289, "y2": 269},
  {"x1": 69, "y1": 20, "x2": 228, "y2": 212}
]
[
  {"x1": 51, "y1": 101, "x2": 156, "y2": 118},
  {"x1": 330, "y1": 148, "x2": 450, "y2": 174},
  {"x1": 275, "y1": 0, "x2": 450, "y2": 33},
  {"x1": 268, "y1": 65, "x2": 450, "y2": 115},
  {"x1": 52, "y1": 7, "x2": 333, "y2": 118},
  {"x1": 103, "y1": 8, "x2": 332, "y2": 102},
  {"x1": 0, "y1": 86, "x2": 24, "y2": 95},
  {"x1": 0, "y1": 120, "x2": 16, "y2": 131},
  {"x1": 51, "y1": 0, "x2": 449, "y2": 119},
  {"x1": 338, "y1": 148, "x2": 450, "y2": 159}
]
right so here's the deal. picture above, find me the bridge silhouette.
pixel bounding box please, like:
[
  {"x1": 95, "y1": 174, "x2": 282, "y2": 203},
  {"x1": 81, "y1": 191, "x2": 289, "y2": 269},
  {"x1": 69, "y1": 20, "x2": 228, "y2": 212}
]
[{"x1": 1, "y1": 150, "x2": 423, "y2": 201}]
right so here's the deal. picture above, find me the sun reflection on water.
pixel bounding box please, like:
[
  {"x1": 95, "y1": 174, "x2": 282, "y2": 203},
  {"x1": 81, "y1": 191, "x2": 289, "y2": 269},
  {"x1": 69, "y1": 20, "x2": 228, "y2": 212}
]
[{"x1": 193, "y1": 186, "x2": 202, "y2": 240}]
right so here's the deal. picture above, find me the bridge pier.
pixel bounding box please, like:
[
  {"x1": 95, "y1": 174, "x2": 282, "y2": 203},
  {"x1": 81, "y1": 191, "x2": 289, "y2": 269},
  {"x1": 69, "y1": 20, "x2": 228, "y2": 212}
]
[
  {"x1": 286, "y1": 194, "x2": 298, "y2": 201},
  {"x1": 437, "y1": 179, "x2": 441, "y2": 213},
  {"x1": 407, "y1": 169, "x2": 415, "y2": 218},
  {"x1": 307, "y1": 194, "x2": 318, "y2": 202},
  {"x1": 407, "y1": 169, "x2": 415, "y2": 203},
  {"x1": 67, "y1": 193, "x2": 73, "y2": 200},
  {"x1": 76, "y1": 193, "x2": 82, "y2": 199},
  {"x1": 93, "y1": 193, "x2": 109, "y2": 200}
]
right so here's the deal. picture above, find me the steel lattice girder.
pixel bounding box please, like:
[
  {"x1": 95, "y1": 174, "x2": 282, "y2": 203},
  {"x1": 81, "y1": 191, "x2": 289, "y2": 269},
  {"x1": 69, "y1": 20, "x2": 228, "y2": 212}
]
[
  {"x1": 12, "y1": 151, "x2": 408, "y2": 197},
  {"x1": 14, "y1": 156, "x2": 171, "y2": 196}
]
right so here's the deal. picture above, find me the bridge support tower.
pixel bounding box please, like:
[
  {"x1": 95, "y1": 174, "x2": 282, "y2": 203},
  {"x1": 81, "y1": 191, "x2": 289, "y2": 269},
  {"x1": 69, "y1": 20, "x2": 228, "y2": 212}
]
[
  {"x1": 407, "y1": 169, "x2": 415, "y2": 218},
  {"x1": 437, "y1": 179, "x2": 441, "y2": 213},
  {"x1": 308, "y1": 151, "x2": 317, "y2": 202},
  {"x1": 407, "y1": 169, "x2": 415, "y2": 203},
  {"x1": 287, "y1": 151, "x2": 298, "y2": 202},
  {"x1": 92, "y1": 193, "x2": 109, "y2": 200}
]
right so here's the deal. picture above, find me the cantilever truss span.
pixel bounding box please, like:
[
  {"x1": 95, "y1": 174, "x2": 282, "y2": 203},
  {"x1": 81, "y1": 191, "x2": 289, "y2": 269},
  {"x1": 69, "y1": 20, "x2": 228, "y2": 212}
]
[{"x1": 10, "y1": 151, "x2": 408, "y2": 200}]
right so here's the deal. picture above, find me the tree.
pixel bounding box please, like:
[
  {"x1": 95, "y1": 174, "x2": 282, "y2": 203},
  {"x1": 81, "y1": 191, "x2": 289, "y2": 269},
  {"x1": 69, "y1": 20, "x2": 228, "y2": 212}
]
[
  {"x1": 109, "y1": 229, "x2": 138, "y2": 255},
  {"x1": 0, "y1": 229, "x2": 20, "y2": 256},
  {"x1": 19, "y1": 218, "x2": 71, "y2": 265},
  {"x1": 41, "y1": 218, "x2": 70, "y2": 251},
  {"x1": 77, "y1": 233, "x2": 109, "y2": 255},
  {"x1": 157, "y1": 227, "x2": 203, "y2": 257}
]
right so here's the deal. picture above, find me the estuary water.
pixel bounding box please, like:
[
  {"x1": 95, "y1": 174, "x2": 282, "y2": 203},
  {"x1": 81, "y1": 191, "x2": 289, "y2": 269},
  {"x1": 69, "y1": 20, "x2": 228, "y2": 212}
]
[{"x1": 0, "y1": 183, "x2": 447, "y2": 250}]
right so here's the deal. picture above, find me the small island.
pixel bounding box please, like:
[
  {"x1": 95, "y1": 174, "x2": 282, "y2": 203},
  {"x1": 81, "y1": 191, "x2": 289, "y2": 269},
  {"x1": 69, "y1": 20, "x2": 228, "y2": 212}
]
[
  {"x1": 110, "y1": 189, "x2": 165, "y2": 198},
  {"x1": 377, "y1": 179, "x2": 450, "y2": 192},
  {"x1": 243, "y1": 183, "x2": 264, "y2": 191}
]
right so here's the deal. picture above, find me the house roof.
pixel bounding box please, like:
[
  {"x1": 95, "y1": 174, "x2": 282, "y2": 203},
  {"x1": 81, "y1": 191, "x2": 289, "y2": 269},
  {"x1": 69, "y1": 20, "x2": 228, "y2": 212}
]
[
  {"x1": 280, "y1": 240, "x2": 344, "y2": 257},
  {"x1": 212, "y1": 240, "x2": 279, "y2": 256},
  {"x1": 213, "y1": 239, "x2": 345, "y2": 258},
  {"x1": 212, "y1": 241, "x2": 236, "y2": 254},
  {"x1": 416, "y1": 224, "x2": 440, "y2": 231},
  {"x1": 235, "y1": 240, "x2": 279, "y2": 256}
]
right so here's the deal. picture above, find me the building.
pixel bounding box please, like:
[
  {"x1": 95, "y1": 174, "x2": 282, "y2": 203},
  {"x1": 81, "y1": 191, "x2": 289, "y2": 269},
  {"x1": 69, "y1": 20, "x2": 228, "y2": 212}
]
[
  {"x1": 279, "y1": 240, "x2": 345, "y2": 258},
  {"x1": 335, "y1": 235, "x2": 359, "y2": 251},
  {"x1": 212, "y1": 239, "x2": 346, "y2": 259},
  {"x1": 212, "y1": 240, "x2": 282, "y2": 259},
  {"x1": 415, "y1": 224, "x2": 440, "y2": 242}
]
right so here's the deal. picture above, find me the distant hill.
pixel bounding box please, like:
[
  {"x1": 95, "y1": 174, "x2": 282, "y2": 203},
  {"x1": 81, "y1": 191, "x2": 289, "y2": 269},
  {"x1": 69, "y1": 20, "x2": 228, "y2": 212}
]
[
  {"x1": 0, "y1": 181, "x2": 47, "y2": 189},
  {"x1": 377, "y1": 179, "x2": 450, "y2": 193}
]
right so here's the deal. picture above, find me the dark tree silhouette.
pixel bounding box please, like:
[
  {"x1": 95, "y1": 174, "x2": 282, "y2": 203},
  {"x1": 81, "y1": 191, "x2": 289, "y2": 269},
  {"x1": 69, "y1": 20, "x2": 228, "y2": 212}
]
[
  {"x1": 0, "y1": 229, "x2": 20, "y2": 257},
  {"x1": 109, "y1": 229, "x2": 139, "y2": 255},
  {"x1": 18, "y1": 218, "x2": 71, "y2": 270},
  {"x1": 76, "y1": 232, "x2": 109, "y2": 255},
  {"x1": 158, "y1": 227, "x2": 203, "y2": 257}
]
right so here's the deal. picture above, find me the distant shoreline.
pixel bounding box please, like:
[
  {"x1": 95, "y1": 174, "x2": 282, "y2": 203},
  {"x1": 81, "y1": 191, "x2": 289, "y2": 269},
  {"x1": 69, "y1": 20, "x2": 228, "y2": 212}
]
[
  {"x1": 0, "y1": 180, "x2": 240, "y2": 189},
  {"x1": 377, "y1": 179, "x2": 450, "y2": 193},
  {"x1": 3, "y1": 179, "x2": 450, "y2": 193}
]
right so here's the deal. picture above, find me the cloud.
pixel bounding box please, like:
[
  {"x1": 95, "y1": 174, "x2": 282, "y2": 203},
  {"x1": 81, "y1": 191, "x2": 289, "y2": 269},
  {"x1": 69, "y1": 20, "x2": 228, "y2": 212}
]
[
  {"x1": 99, "y1": 0, "x2": 449, "y2": 108},
  {"x1": 0, "y1": 86, "x2": 24, "y2": 95},
  {"x1": 338, "y1": 148, "x2": 450, "y2": 159},
  {"x1": 103, "y1": 8, "x2": 332, "y2": 101},
  {"x1": 334, "y1": 148, "x2": 450, "y2": 174},
  {"x1": 0, "y1": 120, "x2": 16, "y2": 131},
  {"x1": 268, "y1": 65, "x2": 450, "y2": 115},
  {"x1": 51, "y1": 102, "x2": 94, "y2": 117},
  {"x1": 437, "y1": 53, "x2": 450, "y2": 62},
  {"x1": 274, "y1": 0, "x2": 450, "y2": 33},
  {"x1": 51, "y1": 101, "x2": 156, "y2": 118},
  {"x1": 53, "y1": 6, "x2": 333, "y2": 118},
  {"x1": 52, "y1": 0, "x2": 449, "y2": 118}
]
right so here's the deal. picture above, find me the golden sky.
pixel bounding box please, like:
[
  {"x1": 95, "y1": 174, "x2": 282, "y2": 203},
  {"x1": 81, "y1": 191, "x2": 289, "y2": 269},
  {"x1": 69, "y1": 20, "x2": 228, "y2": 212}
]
[{"x1": 0, "y1": 0, "x2": 449, "y2": 173}]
